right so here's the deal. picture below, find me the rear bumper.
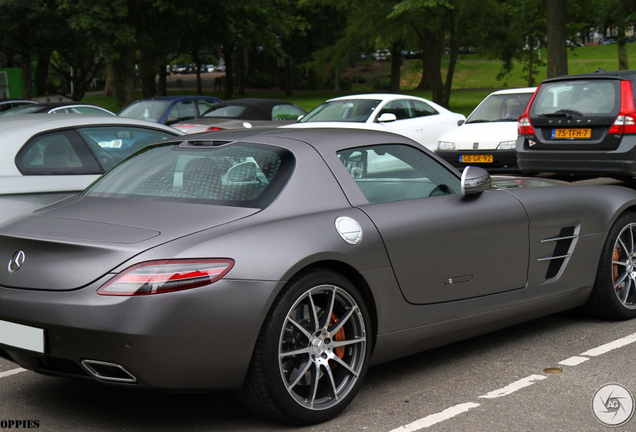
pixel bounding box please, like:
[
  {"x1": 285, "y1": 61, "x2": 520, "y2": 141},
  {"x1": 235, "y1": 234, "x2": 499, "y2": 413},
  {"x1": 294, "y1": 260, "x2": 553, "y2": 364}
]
[
  {"x1": 435, "y1": 149, "x2": 519, "y2": 173},
  {"x1": 516, "y1": 135, "x2": 636, "y2": 176},
  {"x1": 0, "y1": 278, "x2": 278, "y2": 390}
]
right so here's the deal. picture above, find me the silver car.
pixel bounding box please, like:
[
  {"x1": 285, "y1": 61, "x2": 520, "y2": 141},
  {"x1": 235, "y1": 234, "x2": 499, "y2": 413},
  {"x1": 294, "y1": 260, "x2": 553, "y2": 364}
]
[
  {"x1": 0, "y1": 127, "x2": 635, "y2": 424},
  {"x1": 0, "y1": 114, "x2": 183, "y2": 223}
]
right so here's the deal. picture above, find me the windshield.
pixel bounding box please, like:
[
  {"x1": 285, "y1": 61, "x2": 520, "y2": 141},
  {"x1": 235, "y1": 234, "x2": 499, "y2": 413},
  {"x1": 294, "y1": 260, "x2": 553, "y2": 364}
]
[
  {"x1": 532, "y1": 80, "x2": 619, "y2": 116},
  {"x1": 466, "y1": 93, "x2": 533, "y2": 123},
  {"x1": 299, "y1": 99, "x2": 381, "y2": 123},
  {"x1": 85, "y1": 142, "x2": 295, "y2": 209},
  {"x1": 119, "y1": 100, "x2": 173, "y2": 123},
  {"x1": 0, "y1": 105, "x2": 43, "y2": 115}
]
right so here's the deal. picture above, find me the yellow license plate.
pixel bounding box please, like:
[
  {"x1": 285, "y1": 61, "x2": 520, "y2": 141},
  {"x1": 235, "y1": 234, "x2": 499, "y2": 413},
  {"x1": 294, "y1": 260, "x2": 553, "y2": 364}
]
[
  {"x1": 460, "y1": 154, "x2": 493, "y2": 163},
  {"x1": 552, "y1": 128, "x2": 591, "y2": 139}
]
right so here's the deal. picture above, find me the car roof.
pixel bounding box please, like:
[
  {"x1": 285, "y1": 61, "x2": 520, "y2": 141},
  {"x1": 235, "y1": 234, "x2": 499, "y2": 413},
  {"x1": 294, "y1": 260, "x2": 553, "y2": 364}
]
[
  {"x1": 131, "y1": 96, "x2": 223, "y2": 102},
  {"x1": 542, "y1": 69, "x2": 636, "y2": 83},
  {"x1": 488, "y1": 87, "x2": 537, "y2": 95},
  {"x1": 211, "y1": 98, "x2": 296, "y2": 108},
  {"x1": 0, "y1": 114, "x2": 185, "y2": 135},
  {"x1": 327, "y1": 93, "x2": 424, "y2": 102}
]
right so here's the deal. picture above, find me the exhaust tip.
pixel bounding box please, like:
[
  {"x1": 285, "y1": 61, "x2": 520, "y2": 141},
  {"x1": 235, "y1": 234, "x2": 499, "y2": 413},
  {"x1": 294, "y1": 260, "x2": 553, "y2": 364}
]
[{"x1": 81, "y1": 360, "x2": 137, "y2": 383}]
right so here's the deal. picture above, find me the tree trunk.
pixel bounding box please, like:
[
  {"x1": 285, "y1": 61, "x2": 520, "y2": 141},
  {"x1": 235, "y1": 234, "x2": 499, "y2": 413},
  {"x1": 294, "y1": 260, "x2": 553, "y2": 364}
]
[
  {"x1": 34, "y1": 50, "x2": 51, "y2": 97},
  {"x1": 389, "y1": 42, "x2": 402, "y2": 93},
  {"x1": 223, "y1": 44, "x2": 235, "y2": 100},
  {"x1": 546, "y1": 0, "x2": 568, "y2": 78}
]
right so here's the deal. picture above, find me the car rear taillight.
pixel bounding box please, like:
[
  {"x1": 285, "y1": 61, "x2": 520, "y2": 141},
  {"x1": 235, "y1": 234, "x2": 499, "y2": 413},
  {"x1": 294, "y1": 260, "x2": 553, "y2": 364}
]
[
  {"x1": 97, "y1": 259, "x2": 234, "y2": 296},
  {"x1": 518, "y1": 86, "x2": 540, "y2": 135},
  {"x1": 518, "y1": 114, "x2": 535, "y2": 135},
  {"x1": 609, "y1": 80, "x2": 636, "y2": 135},
  {"x1": 206, "y1": 126, "x2": 225, "y2": 132}
]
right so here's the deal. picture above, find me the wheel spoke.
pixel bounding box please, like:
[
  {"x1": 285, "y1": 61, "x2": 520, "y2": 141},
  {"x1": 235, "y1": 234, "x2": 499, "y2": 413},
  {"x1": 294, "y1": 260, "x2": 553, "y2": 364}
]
[
  {"x1": 280, "y1": 345, "x2": 311, "y2": 359},
  {"x1": 320, "y1": 287, "x2": 337, "y2": 329},
  {"x1": 328, "y1": 306, "x2": 357, "y2": 337},
  {"x1": 308, "y1": 362, "x2": 321, "y2": 408},
  {"x1": 307, "y1": 291, "x2": 321, "y2": 333},
  {"x1": 288, "y1": 317, "x2": 313, "y2": 340},
  {"x1": 330, "y1": 354, "x2": 360, "y2": 378},
  {"x1": 286, "y1": 358, "x2": 313, "y2": 390},
  {"x1": 323, "y1": 363, "x2": 339, "y2": 403},
  {"x1": 614, "y1": 271, "x2": 629, "y2": 290}
]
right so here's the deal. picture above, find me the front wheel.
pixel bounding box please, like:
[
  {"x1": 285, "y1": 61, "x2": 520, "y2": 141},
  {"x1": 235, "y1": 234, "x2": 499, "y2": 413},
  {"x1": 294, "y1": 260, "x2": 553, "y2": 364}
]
[
  {"x1": 238, "y1": 270, "x2": 371, "y2": 424},
  {"x1": 586, "y1": 212, "x2": 636, "y2": 320}
]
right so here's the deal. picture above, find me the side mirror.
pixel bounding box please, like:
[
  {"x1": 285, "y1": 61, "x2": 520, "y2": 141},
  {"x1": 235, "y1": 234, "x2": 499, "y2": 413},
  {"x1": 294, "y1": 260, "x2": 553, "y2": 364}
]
[
  {"x1": 377, "y1": 113, "x2": 397, "y2": 123},
  {"x1": 457, "y1": 119, "x2": 465, "y2": 126},
  {"x1": 461, "y1": 166, "x2": 491, "y2": 195}
]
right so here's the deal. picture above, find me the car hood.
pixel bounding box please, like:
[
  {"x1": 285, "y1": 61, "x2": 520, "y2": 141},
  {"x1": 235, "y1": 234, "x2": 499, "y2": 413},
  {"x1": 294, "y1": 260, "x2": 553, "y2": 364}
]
[
  {"x1": 438, "y1": 122, "x2": 518, "y2": 149},
  {"x1": 0, "y1": 196, "x2": 258, "y2": 290}
]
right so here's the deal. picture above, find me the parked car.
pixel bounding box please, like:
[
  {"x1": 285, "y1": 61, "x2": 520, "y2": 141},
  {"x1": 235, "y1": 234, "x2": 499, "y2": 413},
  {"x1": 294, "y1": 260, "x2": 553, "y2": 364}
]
[
  {"x1": 436, "y1": 87, "x2": 536, "y2": 172},
  {"x1": 373, "y1": 49, "x2": 391, "y2": 61},
  {"x1": 285, "y1": 94, "x2": 465, "y2": 150},
  {"x1": 600, "y1": 36, "x2": 618, "y2": 45},
  {"x1": 516, "y1": 69, "x2": 636, "y2": 178},
  {"x1": 0, "y1": 102, "x2": 115, "y2": 116},
  {"x1": 0, "y1": 114, "x2": 183, "y2": 224},
  {"x1": 173, "y1": 98, "x2": 306, "y2": 133},
  {"x1": 118, "y1": 96, "x2": 223, "y2": 126},
  {"x1": 1, "y1": 127, "x2": 636, "y2": 425},
  {"x1": 0, "y1": 99, "x2": 38, "y2": 113}
]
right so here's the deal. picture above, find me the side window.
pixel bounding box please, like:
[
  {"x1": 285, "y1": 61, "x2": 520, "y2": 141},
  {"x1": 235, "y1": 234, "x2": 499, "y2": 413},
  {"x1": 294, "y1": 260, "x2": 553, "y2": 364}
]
[
  {"x1": 379, "y1": 100, "x2": 412, "y2": 120},
  {"x1": 16, "y1": 130, "x2": 102, "y2": 175},
  {"x1": 272, "y1": 104, "x2": 305, "y2": 120},
  {"x1": 410, "y1": 100, "x2": 438, "y2": 118},
  {"x1": 167, "y1": 100, "x2": 195, "y2": 123},
  {"x1": 338, "y1": 144, "x2": 460, "y2": 204},
  {"x1": 196, "y1": 100, "x2": 218, "y2": 117},
  {"x1": 77, "y1": 126, "x2": 176, "y2": 170}
]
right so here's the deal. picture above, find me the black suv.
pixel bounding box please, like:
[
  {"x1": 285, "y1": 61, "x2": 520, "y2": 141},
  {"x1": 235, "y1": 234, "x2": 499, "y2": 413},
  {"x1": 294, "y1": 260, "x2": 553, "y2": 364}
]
[{"x1": 516, "y1": 70, "x2": 636, "y2": 178}]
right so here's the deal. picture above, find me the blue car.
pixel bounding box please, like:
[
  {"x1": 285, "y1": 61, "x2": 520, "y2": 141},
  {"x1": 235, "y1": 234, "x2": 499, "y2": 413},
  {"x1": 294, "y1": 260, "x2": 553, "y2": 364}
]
[{"x1": 118, "y1": 95, "x2": 222, "y2": 125}]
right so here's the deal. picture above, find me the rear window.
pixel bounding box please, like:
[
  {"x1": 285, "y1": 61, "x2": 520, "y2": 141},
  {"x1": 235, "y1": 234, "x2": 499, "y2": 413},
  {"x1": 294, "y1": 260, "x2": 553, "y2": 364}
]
[
  {"x1": 84, "y1": 142, "x2": 294, "y2": 209},
  {"x1": 532, "y1": 80, "x2": 620, "y2": 116}
]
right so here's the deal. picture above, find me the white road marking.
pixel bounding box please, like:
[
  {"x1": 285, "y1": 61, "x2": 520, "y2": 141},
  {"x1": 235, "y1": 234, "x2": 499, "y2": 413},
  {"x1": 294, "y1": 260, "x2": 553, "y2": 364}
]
[
  {"x1": 0, "y1": 368, "x2": 26, "y2": 379},
  {"x1": 389, "y1": 331, "x2": 636, "y2": 431},
  {"x1": 559, "y1": 356, "x2": 589, "y2": 366},
  {"x1": 478, "y1": 374, "x2": 547, "y2": 399},
  {"x1": 388, "y1": 402, "x2": 481, "y2": 432},
  {"x1": 580, "y1": 332, "x2": 636, "y2": 357}
]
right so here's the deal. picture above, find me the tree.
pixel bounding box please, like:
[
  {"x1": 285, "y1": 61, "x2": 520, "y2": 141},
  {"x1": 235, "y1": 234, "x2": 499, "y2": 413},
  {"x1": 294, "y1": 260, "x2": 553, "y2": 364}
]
[
  {"x1": 593, "y1": 0, "x2": 636, "y2": 70},
  {"x1": 546, "y1": 0, "x2": 567, "y2": 78}
]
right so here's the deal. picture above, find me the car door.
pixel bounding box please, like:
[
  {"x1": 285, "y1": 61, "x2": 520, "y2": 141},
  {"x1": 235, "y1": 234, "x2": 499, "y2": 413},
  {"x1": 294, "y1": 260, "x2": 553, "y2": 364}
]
[{"x1": 337, "y1": 144, "x2": 530, "y2": 304}]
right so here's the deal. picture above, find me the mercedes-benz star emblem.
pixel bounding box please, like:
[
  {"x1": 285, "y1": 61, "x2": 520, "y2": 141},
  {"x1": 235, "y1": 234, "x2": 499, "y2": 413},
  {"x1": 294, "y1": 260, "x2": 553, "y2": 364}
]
[{"x1": 8, "y1": 250, "x2": 26, "y2": 273}]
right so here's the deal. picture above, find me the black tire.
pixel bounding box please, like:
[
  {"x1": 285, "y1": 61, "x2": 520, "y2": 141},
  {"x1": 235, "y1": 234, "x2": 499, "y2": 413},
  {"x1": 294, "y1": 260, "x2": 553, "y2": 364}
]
[
  {"x1": 586, "y1": 212, "x2": 636, "y2": 320},
  {"x1": 237, "y1": 269, "x2": 371, "y2": 424}
]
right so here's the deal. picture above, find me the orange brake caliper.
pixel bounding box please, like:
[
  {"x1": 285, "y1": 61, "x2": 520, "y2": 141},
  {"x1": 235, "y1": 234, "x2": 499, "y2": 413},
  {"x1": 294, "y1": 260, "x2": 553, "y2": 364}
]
[
  {"x1": 330, "y1": 313, "x2": 346, "y2": 359},
  {"x1": 613, "y1": 246, "x2": 620, "y2": 289}
]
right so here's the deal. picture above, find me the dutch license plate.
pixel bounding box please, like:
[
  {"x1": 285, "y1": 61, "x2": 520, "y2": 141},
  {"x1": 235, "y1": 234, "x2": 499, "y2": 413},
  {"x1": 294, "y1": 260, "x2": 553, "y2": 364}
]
[
  {"x1": 552, "y1": 128, "x2": 591, "y2": 139},
  {"x1": 460, "y1": 154, "x2": 493, "y2": 163},
  {"x1": 0, "y1": 320, "x2": 44, "y2": 353}
]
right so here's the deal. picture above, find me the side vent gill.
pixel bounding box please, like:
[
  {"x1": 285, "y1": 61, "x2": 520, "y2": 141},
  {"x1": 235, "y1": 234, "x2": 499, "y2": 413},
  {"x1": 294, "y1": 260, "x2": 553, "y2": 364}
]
[{"x1": 539, "y1": 226, "x2": 577, "y2": 280}]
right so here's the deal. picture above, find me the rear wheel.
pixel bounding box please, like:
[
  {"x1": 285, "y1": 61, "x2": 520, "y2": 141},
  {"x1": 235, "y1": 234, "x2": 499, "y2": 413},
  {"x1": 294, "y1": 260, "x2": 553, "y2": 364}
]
[
  {"x1": 587, "y1": 212, "x2": 636, "y2": 320},
  {"x1": 238, "y1": 270, "x2": 371, "y2": 424}
]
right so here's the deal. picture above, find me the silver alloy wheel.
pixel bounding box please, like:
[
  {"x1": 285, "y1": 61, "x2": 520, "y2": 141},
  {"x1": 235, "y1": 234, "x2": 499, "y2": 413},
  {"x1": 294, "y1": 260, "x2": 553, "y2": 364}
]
[
  {"x1": 611, "y1": 222, "x2": 636, "y2": 309},
  {"x1": 278, "y1": 284, "x2": 367, "y2": 411}
]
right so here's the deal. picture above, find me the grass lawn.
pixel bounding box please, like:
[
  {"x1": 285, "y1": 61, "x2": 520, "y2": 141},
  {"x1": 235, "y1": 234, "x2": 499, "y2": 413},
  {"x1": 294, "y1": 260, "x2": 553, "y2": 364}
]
[{"x1": 83, "y1": 43, "x2": 636, "y2": 117}]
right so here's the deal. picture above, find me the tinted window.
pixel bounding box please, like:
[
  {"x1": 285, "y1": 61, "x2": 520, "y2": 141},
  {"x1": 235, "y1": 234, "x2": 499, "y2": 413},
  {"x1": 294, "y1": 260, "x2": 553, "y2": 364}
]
[
  {"x1": 272, "y1": 104, "x2": 305, "y2": 120},
  {"x1": 196, "y1": 100, "x2": 218, "y2": 116},
  {"x1": 532, "y1": 80, "x2": 619, "y2": 116},
  {"x1": 167, "y1": 101, "x2": 195, "y2": 122},
  {"x1": 299, "y1": 99, "x2": 381, "y2": 123},
  {"x1": 17, "y1": 130, "x2": 102, "y2": 175},
  {"x1": 468, "y1": 93, "x2": 533, "y2": 123},
  {"x1": 85, "y1": 143, "x2": 294, "y2": 209},
  {"x1": 119, "y1": 100, "x2": 172, "y2": 123},
  {"x1": 203, "y1": 105, "x2": 247, "y2": 118},
  {"x1": 77, "y1": 126, "x2": 177, "y2": 170},
  {"x1": 338, "y1": 144, "x2": 460, "y2": 203}
]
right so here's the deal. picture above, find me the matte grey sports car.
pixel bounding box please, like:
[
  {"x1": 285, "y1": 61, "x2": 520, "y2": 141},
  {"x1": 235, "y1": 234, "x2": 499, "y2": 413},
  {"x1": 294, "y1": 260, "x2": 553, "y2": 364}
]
[{"x1": 1, "y1": 128, "x2": 636, "y2": 424}]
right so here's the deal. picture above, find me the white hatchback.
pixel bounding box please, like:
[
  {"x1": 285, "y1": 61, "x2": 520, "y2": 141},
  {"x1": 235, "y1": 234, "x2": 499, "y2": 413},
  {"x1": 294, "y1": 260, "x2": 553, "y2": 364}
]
[
  {"x1": 436, "y1": 87, "x2": 536, "y2": 173},
  {"x1": 283, "y1": 93, "x2": 465, "y2": 151}
]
